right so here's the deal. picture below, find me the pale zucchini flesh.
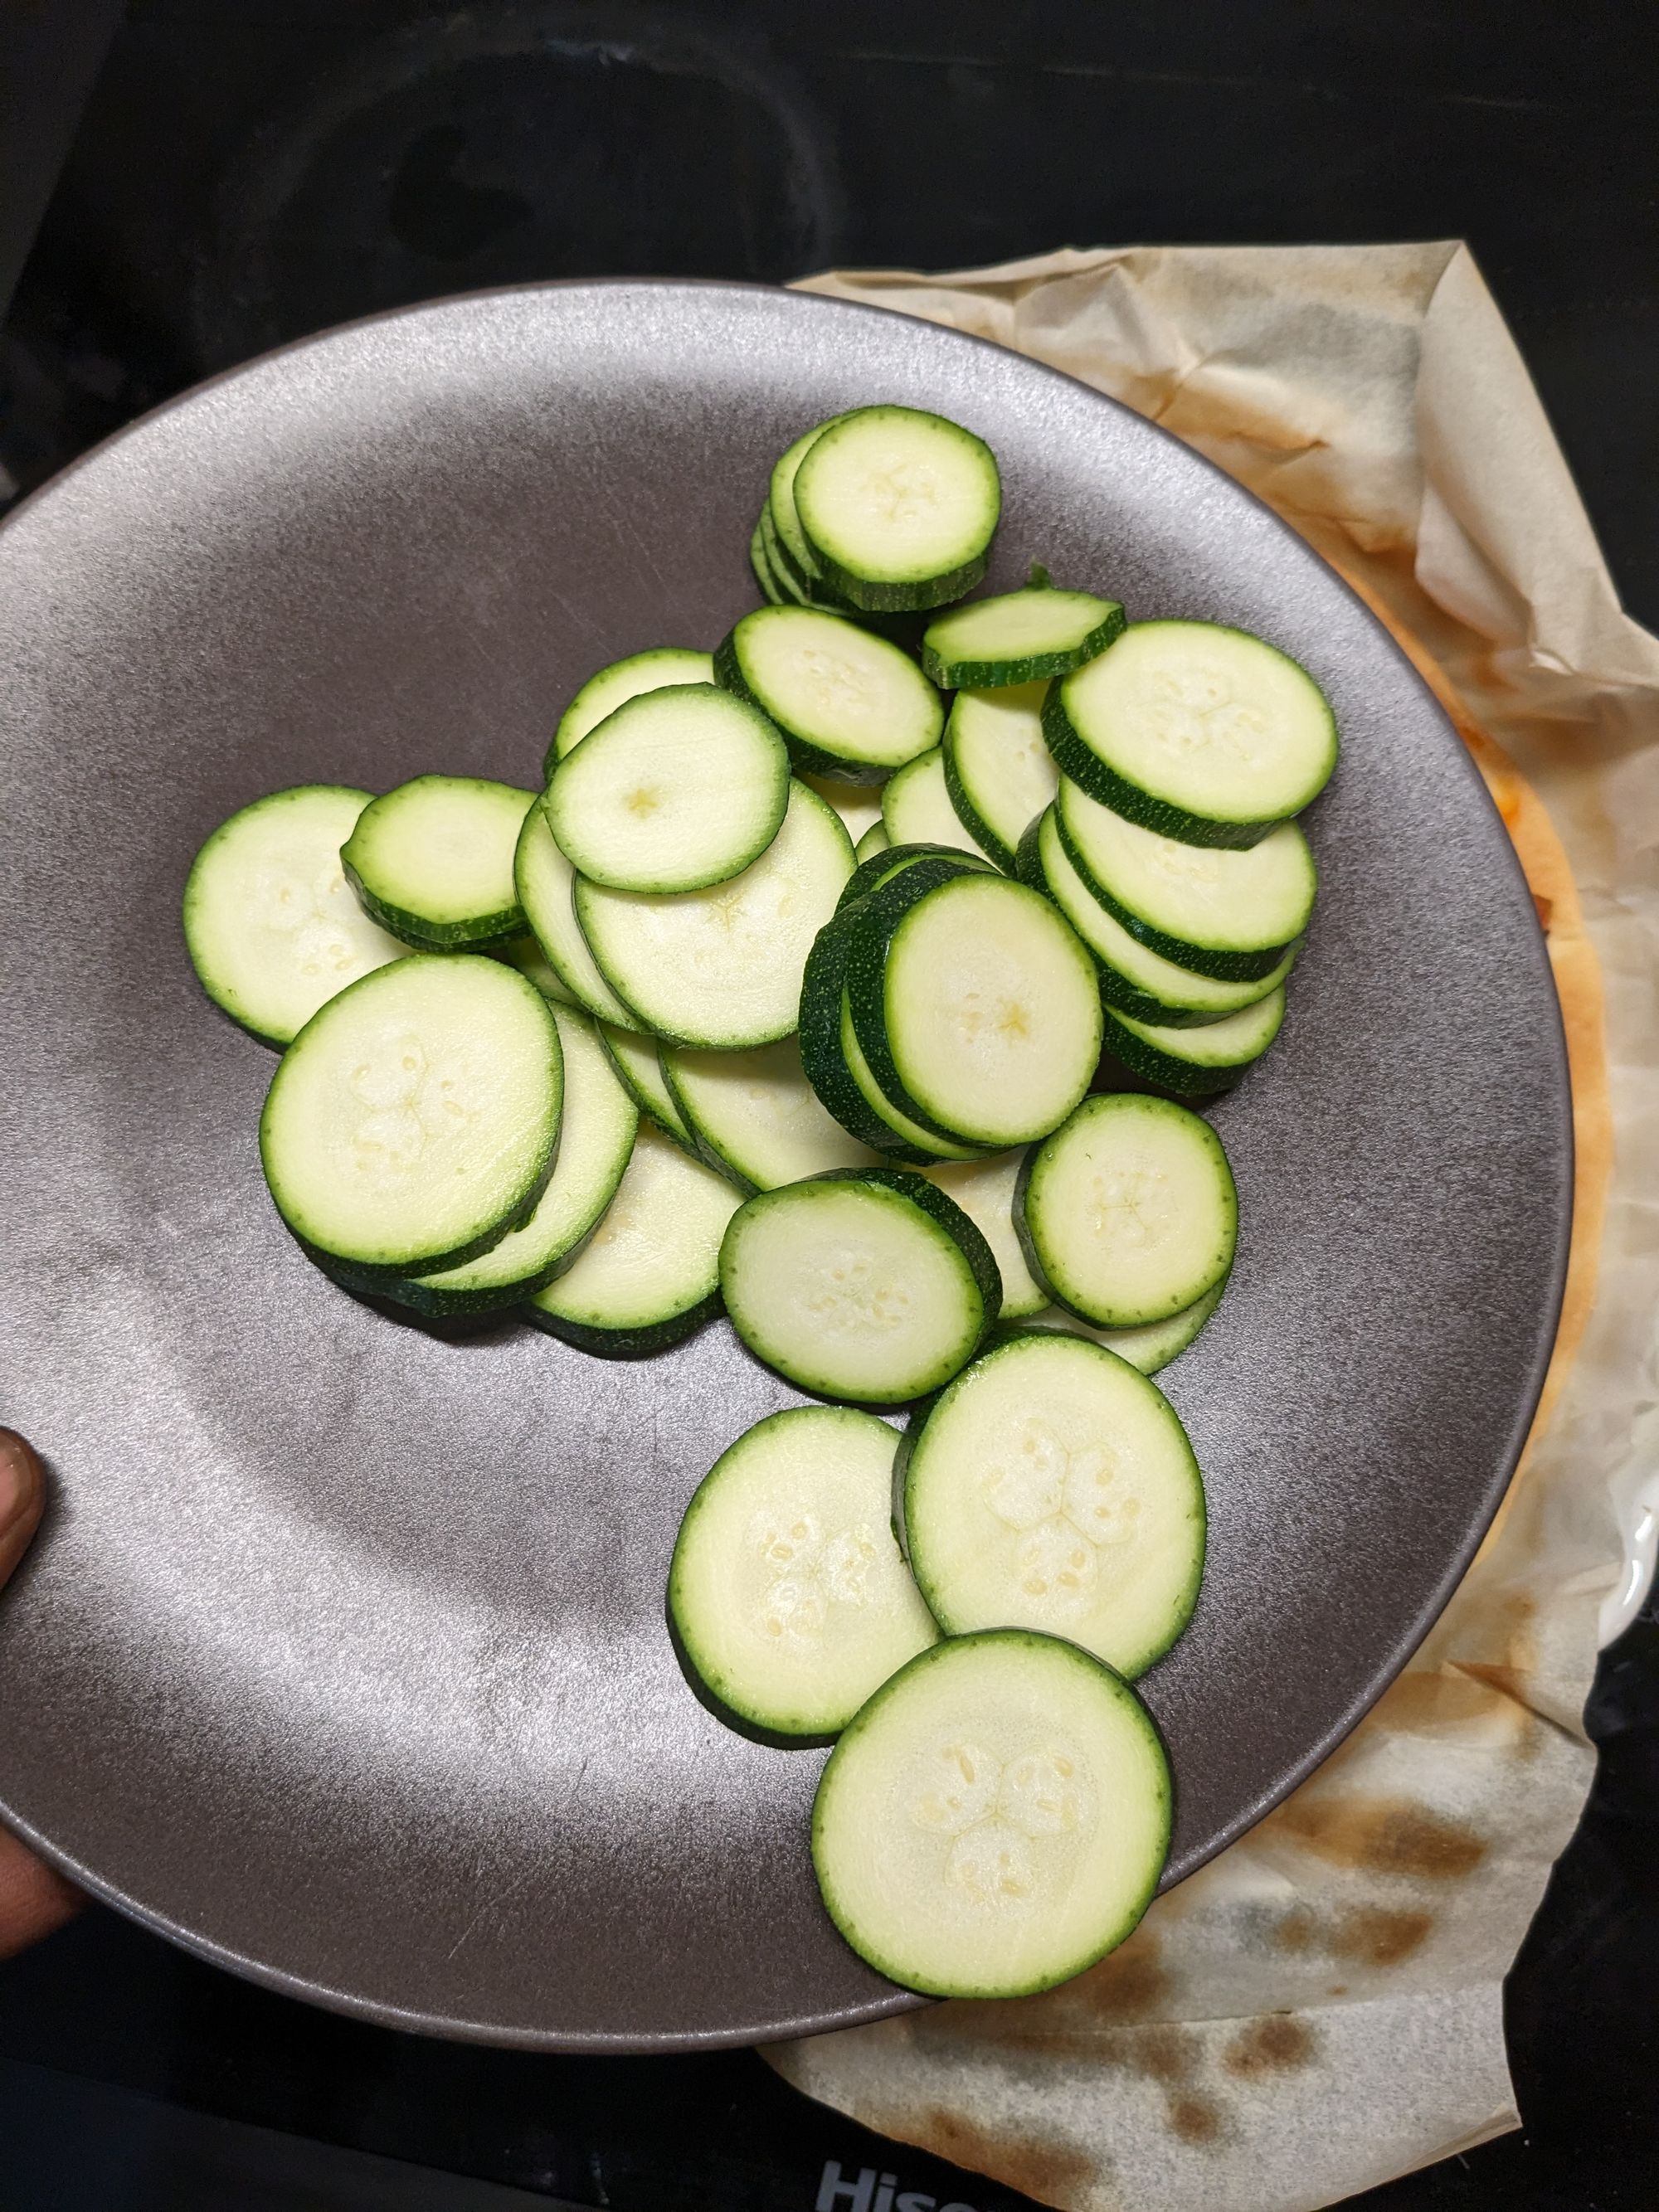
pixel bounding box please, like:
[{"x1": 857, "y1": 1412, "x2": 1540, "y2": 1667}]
[
  {"x1": 513, "y1": 802, "x2": 642, "y2": 1032},
  {"x1": 669, "y1": 1406, "x2": 937, "y2": 1738},
  {"x1": 922, "y1": 1150, "x2": 1047, "y2": 1319},
  {"x1": 903, "y1": 1330, "x2": 1206, "y2": 1680},
  {"x1": 811, "y1": 1629, "x2": 1171, "y2": 1996},
  {"x1": 661, "y1": 1034, "x2": 881, "y2": 1190},
  {"x1": 941, "y1": 682, "x2": 1060, "y2": 872},
  {"x1": 1034, "y1": 1276, "x2": 1227, "y2": 1376},
  {"x1": 544, "y1": 685, "x2": 789, "y2": 894},
  {"x1": 573, "y1": 780, "x2": 854, "y2": 1048},
  {"x1": 524, "y1": 1122, "x2": 739, "y2": 1354},
  {"x1": 1019, "y1": 1095, "x2": 1237, "y2": 1328},
  {"x1": 260, "y1": 955, "x2": 562, "y2": 1274},
  {"x1": 881, "y1": 747, "x2": 993, "y2": 865},
  {"x1": 342, "y1": 775, "x2": 537, "y2": 950},
  {"x1": 719, "y1": 1169, "x2": 1000, "y2": 1404},
  {"x1": 598, "y1": 1022, "x2": 698, "y2": 1152},
  {"x1": 182, "y1": 785, "x2": 405, "y2": 1046},
  {"x1": 548, "y1": 646, "x2": 714, "y2": 771},
  {"x1": 1044, "y1": 620, "x2": 1337, "y2": 846}
]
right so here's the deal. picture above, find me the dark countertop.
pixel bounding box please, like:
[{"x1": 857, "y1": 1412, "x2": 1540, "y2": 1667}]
[{"x1": 1, "y1": 7, "x2": 1655, "y2": 2208}]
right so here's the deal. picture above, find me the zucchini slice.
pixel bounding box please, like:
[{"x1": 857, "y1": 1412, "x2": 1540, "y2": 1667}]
[
  {"x1": 1018, "y1": 1095, "x2": 1237, "y2": 1328},
  {"x1": 719, "y1": 1168, "x2": 1000, "y2": 1404},
  {"x1": 800, "y1": 773, "x2": 886, "y2": 845},
  {"x1": 547, "y1": 647, "x2": 715, "y2": 773},
  {"x1": 513, "y1": 801, "x2": 641, "y2": 1032},
  {"x1": 1034, "y1": 1276, "x2": 1228, "y2": 1377},
  {"x1": 545, "y1": 685, "x2": 789, "y2": 894},
  {"x1": 597, "y1": 1022, "x2": 698, "y2": 1154},
  {"x1": 766, "y1": 413, "x2": 850, "y2": 586},
  {"x1": 669, "y1": 1406, "x2": 937, "y2": 1738},
  {"x1": 182, "y1": 785, "x2": 405, "y2": 1047},
  {"x1": 922, "y1": 1150, "x2": 1048, "y2": 1319},
  {"x1": 573, "y1": 780, "x2": 854, "y2": 1048},
  {"x1": 811, "y1": 1629, "x2": 1171, "y2": 1997},
  {"x1": 844, "y1": 867, "x2": 1102, "y2": 1149},
  {"x1": 342, "y1": 775, "x2": 537, "y2": 950},
  {"x1": 835, "y1": 838, "x2": 990, "y2": 917},
  {"x1": 492, "y1": 931, "x2": 579, "y2": 1009},
  {"x1": 661, "y1": 1034, "x2": 881, "y2": 1191},
  {"x1": 260, "y1": 955, "x2": 562, "y2": 1275},
  {"x1": 524, "y1": 1122, "x2": 739, "y2": 1356},
  {"x1": 1033, "y1": 806, "x2": 1297, "y2": 1025},
  {"x1": 902, "y1": 1330, "x2": 1205, "y2": 1678},
  {"x1": 1056, "y1": 775, "x2": 1315, "y2": 980},
  {"x1": 1103, "y1": 989, "x2": 1287, "y2": 1096},
  {"x1": 794, "y1": 406, "x2": 1001, "y2": 611},
  {"x1": 881, "y1": 748, "x2": 993, "y2": 864},
  {"x1": 715, "y1": 606, "x2": 943, "y2": 782},
  {"x1": 854, "y1": 821, "x2": 891, "y2": 861},
  {"x1": 1044, "y1": 620, "x2": 1337, "y2": 848},
  {"x1": 368, "y1": 1004, "x2": 639, "y2": 1316},
  {"x1": 750, "y1": 514, "x2": 787, "y2": 605},
  {"x1": 923, "y1": 586, "x2": 1124, "y2": 690},
  {"x1": 941, "y1": 682, "x2": 1059, "y2": 872}
]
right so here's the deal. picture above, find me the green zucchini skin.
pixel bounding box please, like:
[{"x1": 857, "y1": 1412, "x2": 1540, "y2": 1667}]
[
  {"x1": 520, "y1": 1287, "x2": 724, "y2": 1359},
  {"x1": 839, "y1": 859, "x2": 991, "y2": 1144},
  {"x1": 1044, "y1": 682, "x2": 1291, "y2": 850},
  {"x1": 834, "y1": 839, "x2": 992, "y2": 916},
  {"x1": 922, "y1": 593, "x2": 1124, "y2": 691},
  {"x1": 796, "y1": 909, "x2": 941, "y2": 1164},
  {"x1": 749, "y1": 514, "x2": 786, "y2": 605},
  {"x1": 806, "y1": 1164, "x2": 1005, "y2": 1340},
  {"x1": 340, "y1": 865, "x2": 520, "y2": 953},
  {"x1": 1052, "y1": 801, "x2": 1297, "y2": 983},
  {"x1": 1013, "y1": 812, "x2": 1048, "y2": 889},
  {"x1": 1101, "y1": 990, "x2": 1287, "y2": 1096},
  {"x1": 940, "y1": 733, "x2": 1017, "y2": 873}
]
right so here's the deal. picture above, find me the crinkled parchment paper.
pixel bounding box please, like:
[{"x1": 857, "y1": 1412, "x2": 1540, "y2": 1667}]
[{"x1": 767, "y1": 245, "x2": 1659, "y2": 2211}]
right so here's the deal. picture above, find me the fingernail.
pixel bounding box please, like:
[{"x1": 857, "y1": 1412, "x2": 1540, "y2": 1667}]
[{"x1": 0, "y1": 1431, "x2": 42, "y2": 1534}]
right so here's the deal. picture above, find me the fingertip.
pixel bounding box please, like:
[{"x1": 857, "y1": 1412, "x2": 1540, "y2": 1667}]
[{"x1": 0, "y1": 1429, "x2": 46, "y2": 1569}]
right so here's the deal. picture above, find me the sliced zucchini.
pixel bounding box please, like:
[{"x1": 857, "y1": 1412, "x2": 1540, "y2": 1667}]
[
  {"x1": 547, "y1": 647, "x2": 715, "y2": 772},
  {"x1": 801, "y1": 774, "x2": 886, "y2": 845},
  {"x1": 524, "y1": 1122, "x2": 739, "y2": 1355},
  {"x1": 1034, "y1": 1276, "x2": 1227, "y2": 1376},
  {"x1": 342, "y1": 775, "x2": 536, "y2": 950},
  {"x1": 1018, "y1": 1095, "x2": 1237, "y2": 1328},
  {"x1": 598, "y1": 1022, "x2": 698, "y2": 1153},
  {"x1": 373, "y1": 1005, "x2": 638, "y2": 1315},
  {"x1": 794, "y1": 406, "x2": 1001, "y2": 611},
  {"x1": 719, "y1": 1168, "x2": 1000, "y2": 1404},
  {"x1": 182, "y1": 785, "x2": 405, "y2": 1046},
  {"x1": 922, "y1": 1152, "x2": 1047, "y2": 1319},
  {"x1": 661, "y1": 1034, "x2": 880, "y2": 1190},
  {"x1": 749, "y1": 514, "x2": 786, "y2": 605},
  {"x1": 923, "y1": 586, "x2": 1123, "y2": 690},
  {"x1": 1103, "y1": 989, "x2": 1287, "y2": 1096},
  {"x1": 767, "y1": 414, "x2": 849, "y2": 586},
  {"x1": 513, "y1": 800, "x2": 641, "y2": 1032},
  {"x1": 854, "y1": 822, "x2": 890, "y2": 862},
  {"x1": 573, "y1": 780, "x2": 854, "y2": 1048},
  {"x1": 492, "y1": 931, "x2": 579, "y2": 1009},
  {"x1": 881, "y1": 748, "x2": 992, "y2": 863},
  {"x1": 715, "y1": 606, "x2": 942, "y2": 783},
  {"x1": 1056, "y1": 776, "x2": 1315, "y2": 980},
  {"x1": 1044, "y1": 620, "x2": 1337, "y2": 848},
  {"x1": 260, "y1": 955, "x2": 562, "y2": 1275},
  {"x1": 902, "y1": 1331, "x2": 1205, "y2": 1681},
  {"x1": 941, "y1": 683, "x2": 1059, "y2": 872},
  {"x1": 545, "y1": 685, "x2": 789, "y2": 894},
  {"x1": 1033, "y1": 806, "x2": 1297, "y2": 1025},
  {"x1": 839, "y1": 989, "x2": 986, "y2": 1164},
  {"x1": 844, "y1": 868, "x2": 1102, "y2": 1148},
  {"x1": 669, "y1": 1406, "x2": 937, "y2": 1738},
  {"x1": 836, "y1": 839, "x2": 990, "y2": 918},
  {"x1": 811, "y1": 1629, "x2": 1171, "y2": 1998}
]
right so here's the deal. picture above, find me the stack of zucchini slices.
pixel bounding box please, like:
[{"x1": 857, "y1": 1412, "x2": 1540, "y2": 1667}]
[{"x1": 182, "y1": 395, "x2": 1336, "y2": 2006}]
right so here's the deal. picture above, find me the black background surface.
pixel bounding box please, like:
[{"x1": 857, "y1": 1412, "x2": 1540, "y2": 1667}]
[{"x1": 0, "y1": 5, "x2": 1654, "y2": 2209}]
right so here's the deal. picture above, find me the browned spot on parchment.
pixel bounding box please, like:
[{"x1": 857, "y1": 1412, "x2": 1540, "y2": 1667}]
[
  {"x1": 1270, "y1": 1793, "x2": 1486, "y2": 1881},
  {"x1": 1330, "y1": 1907, "x2": 1434, "y2": 1968},
  {"x1": 1273, "y1": 1906, "x2": 1316, "y2": 1956},
  {"x1": 914, "y1": 2107, "x2": 1096, "y2": 2203},
  {"x1": 1080, "y1": 1928, "x2": 1174, "y2": 2020},
  {"x1": 1133, "y1": 2024, "x2": 1200, "y2": 2086},
  {"x1": 1168, "y1": 2093, "x2": 1224, "y2": 2145},
  {"x1": 1223, "y1": 2015, "x2": 1317, "y2": 2078}
]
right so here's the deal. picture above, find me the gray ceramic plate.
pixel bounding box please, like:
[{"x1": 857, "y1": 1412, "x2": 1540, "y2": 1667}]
[{"x1": 0, "y1": 281, "x2": 1569, "y2": 2051}]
